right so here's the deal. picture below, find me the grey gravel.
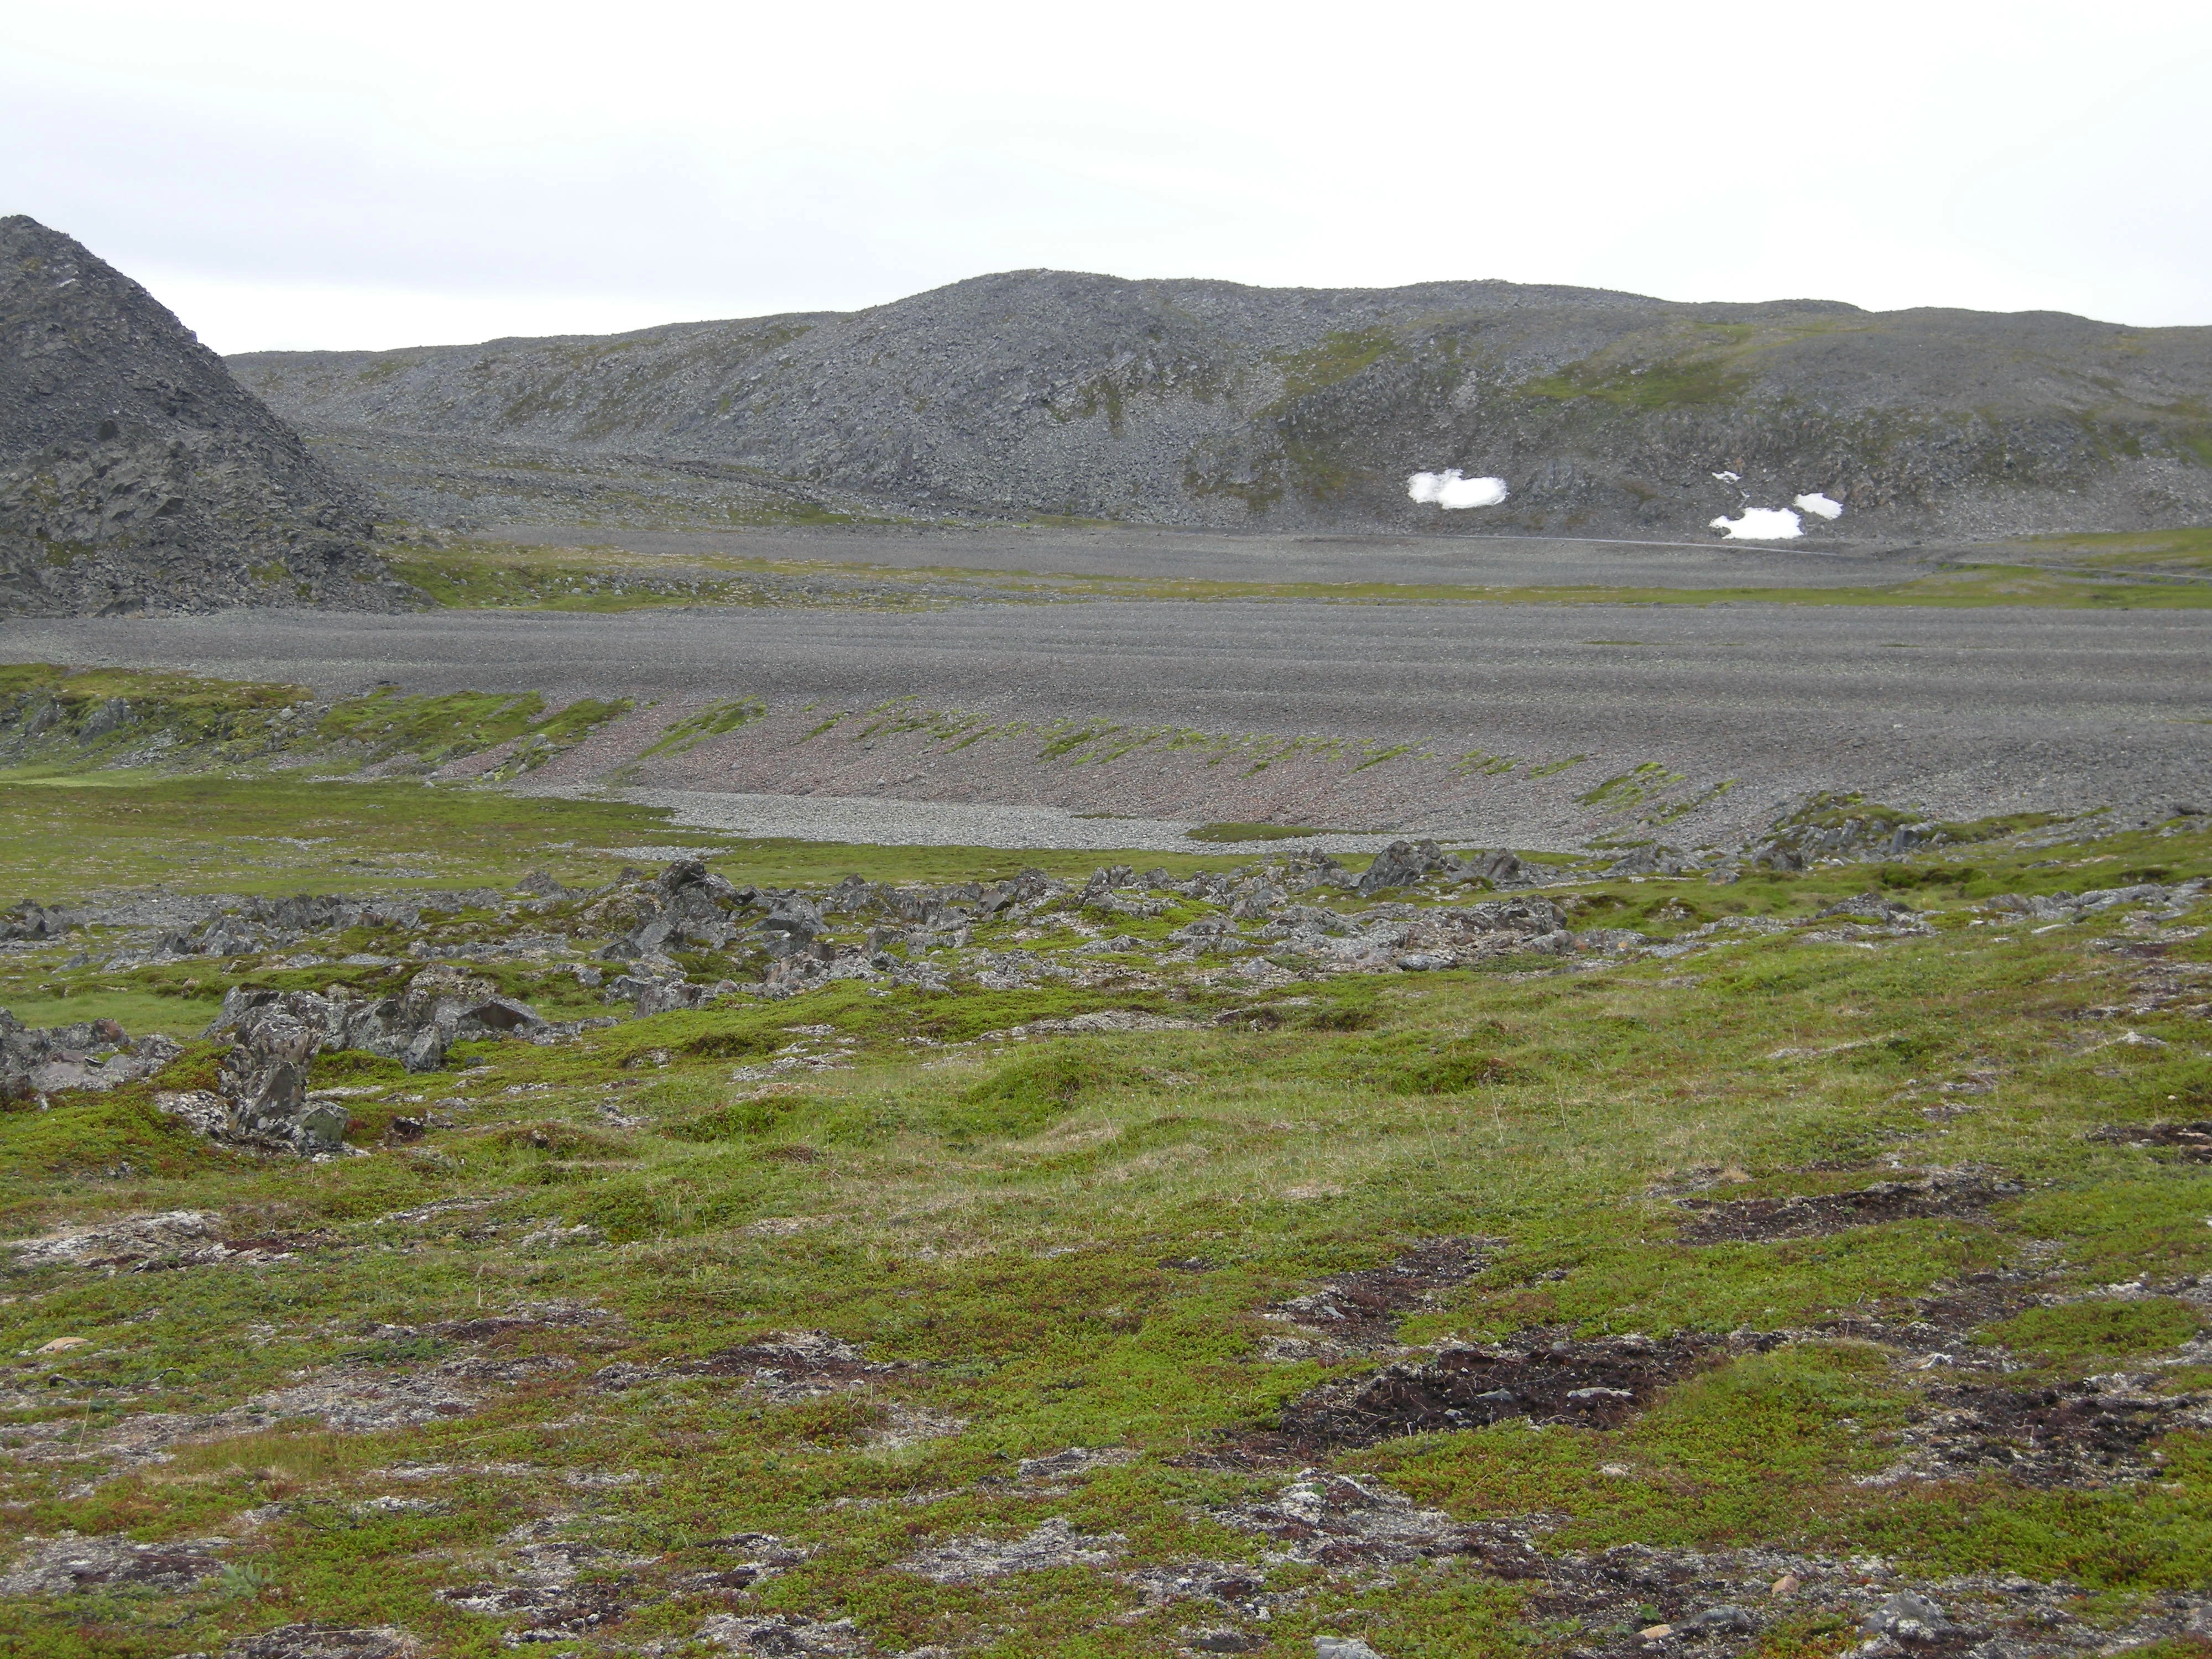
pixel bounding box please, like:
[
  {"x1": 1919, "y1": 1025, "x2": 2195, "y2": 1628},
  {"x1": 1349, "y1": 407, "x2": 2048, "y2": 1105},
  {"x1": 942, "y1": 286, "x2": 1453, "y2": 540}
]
[{"x1": 7, "y1": 585, "x2": 2204, "y2": 849}]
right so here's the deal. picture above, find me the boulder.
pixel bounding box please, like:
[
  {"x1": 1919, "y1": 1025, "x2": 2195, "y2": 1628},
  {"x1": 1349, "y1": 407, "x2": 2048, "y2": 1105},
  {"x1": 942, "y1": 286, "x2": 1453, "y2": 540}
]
[
  {"x1": 1356, "y1": 839, "x2": 1453, "y2": 894},
  {"x1": 1861, "y1": 1592, "x2": 1954, "y2": 1644}
]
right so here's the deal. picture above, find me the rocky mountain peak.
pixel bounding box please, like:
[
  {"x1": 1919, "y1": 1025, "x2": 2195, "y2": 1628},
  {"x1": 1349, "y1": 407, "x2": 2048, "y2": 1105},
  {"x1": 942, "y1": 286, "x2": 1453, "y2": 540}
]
[{"x1": 1, "y1": 215, "x2": 414, "y2": 614}]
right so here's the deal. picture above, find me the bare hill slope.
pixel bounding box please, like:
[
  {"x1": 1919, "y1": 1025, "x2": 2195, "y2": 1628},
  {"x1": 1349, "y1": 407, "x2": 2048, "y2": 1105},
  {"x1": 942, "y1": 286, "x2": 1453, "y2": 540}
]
[
  {"x1": 0, "y1": 216, "x2": 412, "y2": 615},
  {"x1": 233, "y1": 269, "x2": 2212, "y2": 540}
]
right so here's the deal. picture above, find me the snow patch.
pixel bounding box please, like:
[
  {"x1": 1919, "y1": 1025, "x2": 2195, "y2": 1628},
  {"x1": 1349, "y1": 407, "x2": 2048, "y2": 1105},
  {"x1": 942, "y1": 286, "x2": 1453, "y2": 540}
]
[
  {"x1": 1711, "y1": 471, "x2": 1740, "y2": 483},
  {"x1": 1794, "y1": 492, "x2": 1844, "y2": 520},
  {"x1": 1407, "y1": 470, "x2": 1507, "y2": 509},
  {"x1": 1709, "y1": 508, "x2": 1803, "y2": 540}
]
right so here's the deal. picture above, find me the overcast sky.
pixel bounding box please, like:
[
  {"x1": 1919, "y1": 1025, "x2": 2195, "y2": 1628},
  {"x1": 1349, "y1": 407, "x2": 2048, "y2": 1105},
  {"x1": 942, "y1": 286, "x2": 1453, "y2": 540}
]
[{"x1": 4, "y1": 0, "x2": 2206, "y2": 353}]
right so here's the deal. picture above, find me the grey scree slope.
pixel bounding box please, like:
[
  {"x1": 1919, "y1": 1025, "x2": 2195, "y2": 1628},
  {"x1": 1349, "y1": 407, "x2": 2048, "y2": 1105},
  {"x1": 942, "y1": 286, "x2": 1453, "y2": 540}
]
[
  {"x1": 233, "y1": 268, "x2": 2212, "y2": 541},
  {"x1": 0, "y1": 216, "x2": 411, "y2": 617},
  {"x1": 7, "y1": 594, "x2": 2203, "y2": 851}
]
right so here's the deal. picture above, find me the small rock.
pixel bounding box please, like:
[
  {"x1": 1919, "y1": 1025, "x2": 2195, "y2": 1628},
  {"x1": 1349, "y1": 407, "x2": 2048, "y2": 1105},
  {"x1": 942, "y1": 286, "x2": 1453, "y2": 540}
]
[
  {"x1": 1314, "y1": 1639, "x2": 1387, "y2": 1659},
  {"x1": 1639, "y1": 1625, "x2": 1674, "y2": 1641},
  {"x1": 1684, "y1": 1605, "x2": 1755, "y2": 1633},
  {"x1": 1862, "y1": 1592, "x2": 1954, "y2": 1643},
  {"x1": 1771, "y1": 1574, "x2": 1801, "y2": 1595}
]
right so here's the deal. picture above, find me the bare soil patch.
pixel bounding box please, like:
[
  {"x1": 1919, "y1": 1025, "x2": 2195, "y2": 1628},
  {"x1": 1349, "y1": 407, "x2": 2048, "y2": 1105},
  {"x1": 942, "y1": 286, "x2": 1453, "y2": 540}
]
[
  {"x1": 2088, "y1": 1120, "x2": 2212, "y2": 1161},
  {"x1": 1870, "y1": 1376, "x2": 2211, "y2": 1487},
  {"x1": 1262, "y1": 1237, "x2": 1495, "y2": 1351},
  {"x1": 1208, "y1": 1332, "x2": 1744, "y2": 1464},
  {"x1": 1674, "y1": 1170, "x2": 2018, "y2": 1245}
]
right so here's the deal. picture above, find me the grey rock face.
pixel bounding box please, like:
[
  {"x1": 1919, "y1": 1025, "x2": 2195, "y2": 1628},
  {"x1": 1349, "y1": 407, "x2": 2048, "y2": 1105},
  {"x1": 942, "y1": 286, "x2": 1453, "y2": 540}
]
[
  {"x1": 232, "y1": 268, "x2": 2212, "y2": 539},
  {"x1": 0, "y1": 215, "x2": 416, "y2": 615},
  {"x1": 220, "y1": 995, "x2": 347, "y2": 1154}
]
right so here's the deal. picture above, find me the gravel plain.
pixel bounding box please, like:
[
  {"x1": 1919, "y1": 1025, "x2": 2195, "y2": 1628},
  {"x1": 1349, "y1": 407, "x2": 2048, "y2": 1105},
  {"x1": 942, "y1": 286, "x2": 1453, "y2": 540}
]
[{"x1": 7, "y1": 529, "x2": 2206, "y2": 851}]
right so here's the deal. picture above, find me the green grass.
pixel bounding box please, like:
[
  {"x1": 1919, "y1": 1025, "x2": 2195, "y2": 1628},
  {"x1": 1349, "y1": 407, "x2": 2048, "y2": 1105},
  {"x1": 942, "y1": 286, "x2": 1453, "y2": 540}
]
[{"x1": 1, "y1": 760, "x2": 2209, "y2": 1655}]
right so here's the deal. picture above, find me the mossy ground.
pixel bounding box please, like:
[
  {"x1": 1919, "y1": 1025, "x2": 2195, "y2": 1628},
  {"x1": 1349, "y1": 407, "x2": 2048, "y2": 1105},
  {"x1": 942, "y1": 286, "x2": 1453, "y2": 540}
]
[{"x1": 1, "y1": 757, "x2": 2210, "y2": 1654}]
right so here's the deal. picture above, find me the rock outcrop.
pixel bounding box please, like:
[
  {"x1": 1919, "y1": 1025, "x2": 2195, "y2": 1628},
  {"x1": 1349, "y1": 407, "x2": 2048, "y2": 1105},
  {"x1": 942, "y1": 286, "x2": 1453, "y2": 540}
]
[
  {"x1": 232, "y1": 269, "x2": 2212, "y2": 540},
  {"x1": 0, "y1": 215, "x2": 417, "y2": 615},
  {"x1": 0, "y1": 1010, "x2": 181, "y2": 1102}
]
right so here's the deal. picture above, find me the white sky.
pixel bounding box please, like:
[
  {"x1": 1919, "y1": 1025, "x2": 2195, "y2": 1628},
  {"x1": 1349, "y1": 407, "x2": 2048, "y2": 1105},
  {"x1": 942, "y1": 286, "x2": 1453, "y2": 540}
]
[{"x1": 3, "y1": 0, "x2": 2206, "y2": 353}]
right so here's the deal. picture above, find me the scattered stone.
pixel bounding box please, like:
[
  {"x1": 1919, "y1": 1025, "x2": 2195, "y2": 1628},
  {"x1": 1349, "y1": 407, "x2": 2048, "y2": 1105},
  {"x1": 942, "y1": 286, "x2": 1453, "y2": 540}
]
[
  {"x1": 697, "y1": 1613, "x2": 872, "y2": 1654},
  {"x1": 5, "y1": 1209, "x2": 321, "y2": 1271},
  {"x1": 2088, "y1": 1120, "x2": 2212, "y2": 1162},
  {"x1": 1681, "y1": 1605, "x2": 1756, "y2": 1633},
  {"x1": 1016, "y1": 1445, "x2": 1141, "y2": 1481},
  {"x1": 222, "y1": 1624, "x2": 420, "y2": 1659},
  {"x1": 434, "y1": 1514, "x2": 649, "y2": 1645},
  {"x1": 0, "y1": 1531, "x2": 227, "y2": 1594},
  {"x1": 1186, "y1": 1630, "x2": 1264, "y2": 1653},
  {"x1": 896, "y1": 1515, "x2": 1123, "y2": 1583},
  {"x1": 1212, "y1": 1470, "x2": 1478, "y2": 1565},
  {"x1": 1864, "y1": 1375, "x2": 2210, "y2": 1487},
  {"x1": 1861, "y1": 1591, "x2": 1955, "y2": 1642},
  {"x1": 591, "y1": 1329, "x2": 900, "y2": 1398},
  {"x1": 0, "y1": 1009, "x2": 181, "y2": 1101},
  {"x1": 1124, "y1": 1559, "x2": 1270, "y2": 1611},
  {"x1": 669, "y1": 1533, "x2": 811, "y2": 1594},
  {"x1": 1313, "y1": 1638, "x2": 1387, "y2": 1659}
]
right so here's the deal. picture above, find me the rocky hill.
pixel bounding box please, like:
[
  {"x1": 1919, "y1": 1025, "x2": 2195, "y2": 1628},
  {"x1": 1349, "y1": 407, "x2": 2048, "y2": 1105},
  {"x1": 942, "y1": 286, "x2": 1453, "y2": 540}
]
[
  {"x1": 1, "y1": 216, "x2": 414, "y2": 615},
  {"x1": 233, "y1": 269, "x2": 2212, "y2": 540}
]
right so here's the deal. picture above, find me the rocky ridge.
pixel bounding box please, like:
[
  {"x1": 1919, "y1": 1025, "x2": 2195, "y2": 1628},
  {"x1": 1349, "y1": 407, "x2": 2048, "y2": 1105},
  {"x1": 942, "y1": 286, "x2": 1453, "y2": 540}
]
[
  {"x1": 0, "y1": 216, "x2": 414, "y2": 615},
  {"x1": 232, "y1": 269, "x2": 2212, "y2": 540}
]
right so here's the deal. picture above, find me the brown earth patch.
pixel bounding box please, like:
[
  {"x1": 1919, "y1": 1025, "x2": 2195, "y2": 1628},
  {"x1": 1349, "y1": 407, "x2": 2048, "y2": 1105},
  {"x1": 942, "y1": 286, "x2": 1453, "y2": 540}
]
[
  {"x1": 1201, "y1": 1332, "x2": 1744, "y2": 1465},
  {"x1": 1674, "y1": 1170, "x2": 2018, "y2": 1245},
  {"x1": 1867, "y1": 1376, "x2": 2211, "y2": 1487},
  {"x1": 1278, "y1": 1333, "x2": 1736, "y2": 1454}
]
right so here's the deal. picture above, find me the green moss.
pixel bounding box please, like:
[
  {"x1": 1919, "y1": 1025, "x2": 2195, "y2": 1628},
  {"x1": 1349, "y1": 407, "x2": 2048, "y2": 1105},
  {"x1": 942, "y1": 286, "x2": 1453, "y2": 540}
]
[
  {"x1": 641, "y1": 698, "x2": 767, "y2": 757},
  {"x1": 1980, "y1": 1300, "x2": 2208, "y2": 1364},
  {"x1": 1523, "y1": 353, "x2": 1751, "y2": 410},
  {"x1": 1185, "y1": 823, "x2": 1323, "y2": 843},
  {"x1": 939, "y1": 1046, "x2": 1147, "y2": 1141},
  {"x1": 1269, "y1": 328, "x2": 1395, "y2": 404}
]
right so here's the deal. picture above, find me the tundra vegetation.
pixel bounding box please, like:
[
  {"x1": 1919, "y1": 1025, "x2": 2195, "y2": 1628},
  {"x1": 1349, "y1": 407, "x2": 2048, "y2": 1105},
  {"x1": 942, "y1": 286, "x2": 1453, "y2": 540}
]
[{"x1": 0, "y1": 666, "x2": 2208, "y2": 1659}]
